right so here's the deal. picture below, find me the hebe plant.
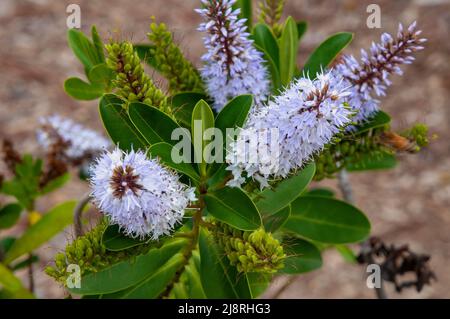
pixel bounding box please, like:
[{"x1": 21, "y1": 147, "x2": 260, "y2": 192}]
[{"x1": 41, "y1": 0, "x2": 430, "y2": 299}]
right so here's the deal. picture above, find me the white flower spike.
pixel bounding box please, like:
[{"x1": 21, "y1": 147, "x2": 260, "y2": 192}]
[{"x1": 196, "y1": 0, "x2": 270, "y2": 111}]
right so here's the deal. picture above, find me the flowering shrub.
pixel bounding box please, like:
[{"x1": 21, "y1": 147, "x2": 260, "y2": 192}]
[{"x1": 0, "y1": 0, "x2": 431, "y2": 299}]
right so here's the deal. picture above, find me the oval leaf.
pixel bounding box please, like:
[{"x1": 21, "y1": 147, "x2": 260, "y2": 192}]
[
  {"x1": 148, "y1": 142, "x2": 200, "y2": 183},
  {"x1": 279, "y1": 17, "x2": 299, "y2": 86},
  {"x1": 284, "y1": 196, "x2": 370, "y2": 244},
  {"x1": 102, "y1": 224, "x2": 146, "y2": 251},
  {"x1": 0, "y1": 203, "x2": 22, "y2": 229},
  {"x1": 99, "y1": 94, "x2": 147, "y2": 151},
  {"x1": 170, "y1": 92, "x2": 209, "y2": 129},
  {"x1": 4, "y1": 201, "x2": 76, "y2": 264},
  {"x1": 263, "y1": 205, "x2": 290, "y2": 233},
  {"x1": 302, "y1": 32, "x2": 353, "y2": 78},
  {"x1": 280, "y1": 237, "x2": 323, "y2": 274},
  {"x1": 204, "y1": 187, "x2": 261, "y2": 231},
  {"x1": 64, "y1": 77, "x2": 104, "y2": 100},
  {"x1": 256, "y1": 162, "x2": 316, "y2": 216},
  {"x1": 252, "y1": 23, "x2": 279, "y2": 67},
  {"x1": 351, "y1": 111, "x2": 391, "y2": 135},
  {"x1": 128, "y1": 102, "x2": 183, "y2": 146},
  {"x1": 199, "y1": 229, "x2": 251, "y2": 298},
  {"x1": 71, "y1": 238, "x2": 187, "y2": 295},
  {"x1": 191, "y1": 100, "x2": 215, "y2": 176}
]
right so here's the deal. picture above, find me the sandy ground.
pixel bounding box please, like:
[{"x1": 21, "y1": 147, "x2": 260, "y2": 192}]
[{"x1": 0, "y1": 0, "x2": 449, "y2": 298}]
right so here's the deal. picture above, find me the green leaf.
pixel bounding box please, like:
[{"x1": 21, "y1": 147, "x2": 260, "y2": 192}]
[
  {"x1": 215, "y1": 95, "x2": 253, "y2": 135},
  {"x1": 102, "y1": 224, "x2": 146, "y2": 251},
  {"x1": 64, "y1": 77, "x2": 104, "y2": 100},
  {"x1": 3, "y1": 201, "x2": 76, "y2": 264},
  {"x1": 128, "y1": 102, "x2": 183, "y2": 146},
  {"x1": 279, "y1": 17, "x2": 298, "y2": 86},
  {"x1": 1, "y1": 155, "x2": 42, "y2": 210},
  {"x1": 39, "y1": 173, "x2": 70, "y2": 195},
  {"x1": 254, "y1": 43, "x2": 282, "y2": 90},
  {"x1": 184, "y1": 252, "x2": 206, "y2": 298},
  {"x1": 346, "y1": 152, "x2": 397, "y2": 171},
  {"x1": 171, "y1": 92, "x2": 209, "y2": 129},
  {"x1": 91, "y1": 25, "x2": 105, "y2": 63},
  {"x1": 134, "y1": 44, "x2": 159, "y2": 70},
  {"x1": 263, "y1": 205, "x2": 290, "y2": 233},
  {"x1": 306, "y1": 187, "x2": 335, "y2": 198},
  {"x1": 246, "y1": 272, "x2": 271, "y2": 298},
  {"x1": 210, "y1": 94, "x2": 253, "y2": 177},
  {"x1": 205, "y1": 187, "x2": 261, "y2": 231},
  {"x1": 99, "y1": 94, "x2": 147, "y2": 151},
  {"x1": 235, "y1": 0, "x2": 252, "y2": 30},
  {"x1": 67, "y1": 29, "x2": 103, "y2": 72},
  {"x1": 335, "y1": 244, "x2": 357, "y2": 263},
  {"x1": 191, "y1": 100, "x2": 215, "y2": 176},
  {"x1": 253, "y1": 24, "x2": 279, "y2": 67},
  {"x1": 71, "y1": 238, "x2": 187, "y2": 295},
  {"x1": 280, "y1": 237, "x2": 322, "y2": 274},
  {"x1": 302, "y1": 32, "x2": 353, "y2": 78},
  {"x1": 351, "y1": 111, "x2": 391, "y2": 135},
  {"x1": 256, "y1": 163, "x2": 316, "y2": 216},
  {"x1": 11, "y1": 255, "x2": 39, "y2": 272},
  {"x1": 296, "y1": 21, "x2": 308, "y2": 41},
  {"x1": 284, "y1": 196, "x2": 370, "y2": 244},
  {"x1": 0, "y1": 203, "x2": 22, "y2": 229},
  {"x1": 148, "y1": 142, "x2": 200, "y2": 183},
  {"x1": 88, "y1": 63, "x2": 114, "y2": 87},
  {"x1": 0, "y1": 263, "x2": 34, "y2": 299},
  {"x1": 199, "y1": 229, "x2": 252, "y2": 298},
  {"x1": 116, "y1": 253, "x2": 185, "y2": 298}
]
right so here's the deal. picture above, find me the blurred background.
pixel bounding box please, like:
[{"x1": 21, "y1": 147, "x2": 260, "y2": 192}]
[{"x1": 0, "y1": 0, "x2": 449, "y2": 298}]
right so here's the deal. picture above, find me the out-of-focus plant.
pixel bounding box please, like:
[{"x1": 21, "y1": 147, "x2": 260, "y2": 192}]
[{"x1": 36, "y1": 0, "x2": 433, "y2": 299}]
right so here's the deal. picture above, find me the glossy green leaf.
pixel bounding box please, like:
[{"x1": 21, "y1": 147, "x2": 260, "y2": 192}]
[
  {"x1": 263, "y1": 205, "x2": 290, "y2": 233},
  {"x1": 191, "y1": 100, "x2": 215, "y2": 176},
  {"x1": 351, "y1": 111, "x2": 391, "y2": 135},
  {"x1": 199, "y1": 229, "x2": 252, "y2": 298},
  {"x1": 280, "y1": 237, "x2": 322, "y2": 274},
  {"x1": 117, "y1": 253, "x2": 184, "y2": 298},
  {"x1": 91, "y1": 25, "x2": 105, "y2": 63},
  {"x1": 99, "y1": 94, "x2": 147, "y2": 151},
  {"x1": 64, "y1": 77, "x2": 104, "y2": 100},
  {"x1": 215, "y1": 95, "x2": 252, "y2": 135},
  {"x1": 254, "y1": 43, "x2": 282, "y2": 90},
  {"x1": 256, "y1": 163, "x2": 316, "y2": 216},
  {"x1": 205, "y1": 187, "x2": 262, "y2": 231},
  {"x1": 306, "y1": 187, "x2": 335, "y2": 198},
  {"x1": 4, "y1": 201, "x2": 76, "y2": 264},
  {"x1": 297, "y1": 21, "x2": 308, "y2": 41},
  {"x1": 88, "y1": 63, "x2": 114, "y2": 87},
  {"x1": 284, "y1": 196, "x2": 370, "y2": 244},
  {"x1": 39, "y1": 173, "x2": 70, "y2": 195},
  {"x1": 253, "y1": 23, "x2": 279, "y2": 67},
  {"x1": 134, "y1": 44, "x2": 159, "y2": 70},
  {"x1": 0, "y1": 203, "x2": 22, "y2": 229},
  {"x1": 67, "y1": 29, "x2": 103, "y2": 72},
  {"x1": 148, "y1": 142, "x2": 200, "y2": 183},
  {"x1": 303, "y1": 32, "x2": 353, "y2": 78},
  {"x1": 171, "y1": 92, "x2": 209, "y2": 128},
  {"x1": 246, "y1": 272, "x2": 271, "y2": 298},
  {"x1": 0, "y1": 263, "x2": 34, "y2": 299},
  {"x1": 102, "y1": 224, "x2": 146, "y2": 251},
  {"x1": 279, "y1": 17, "x2": 298, "y2": 86},
  {"x1": 128, "y1": 102, "x2": 182, "y2": 146},
  {"x1": 346, "y1": 152, "x2": 397, "y2": 171},
  {"x1": 235, "y1": 0, "x2": 252, "y2": 30},
  {"x1": 71, "y1": 238, "x2": 187, "y2": 295},
  {"x1": 335, "y1": 244, "x2": 357, "y2": 263}
]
